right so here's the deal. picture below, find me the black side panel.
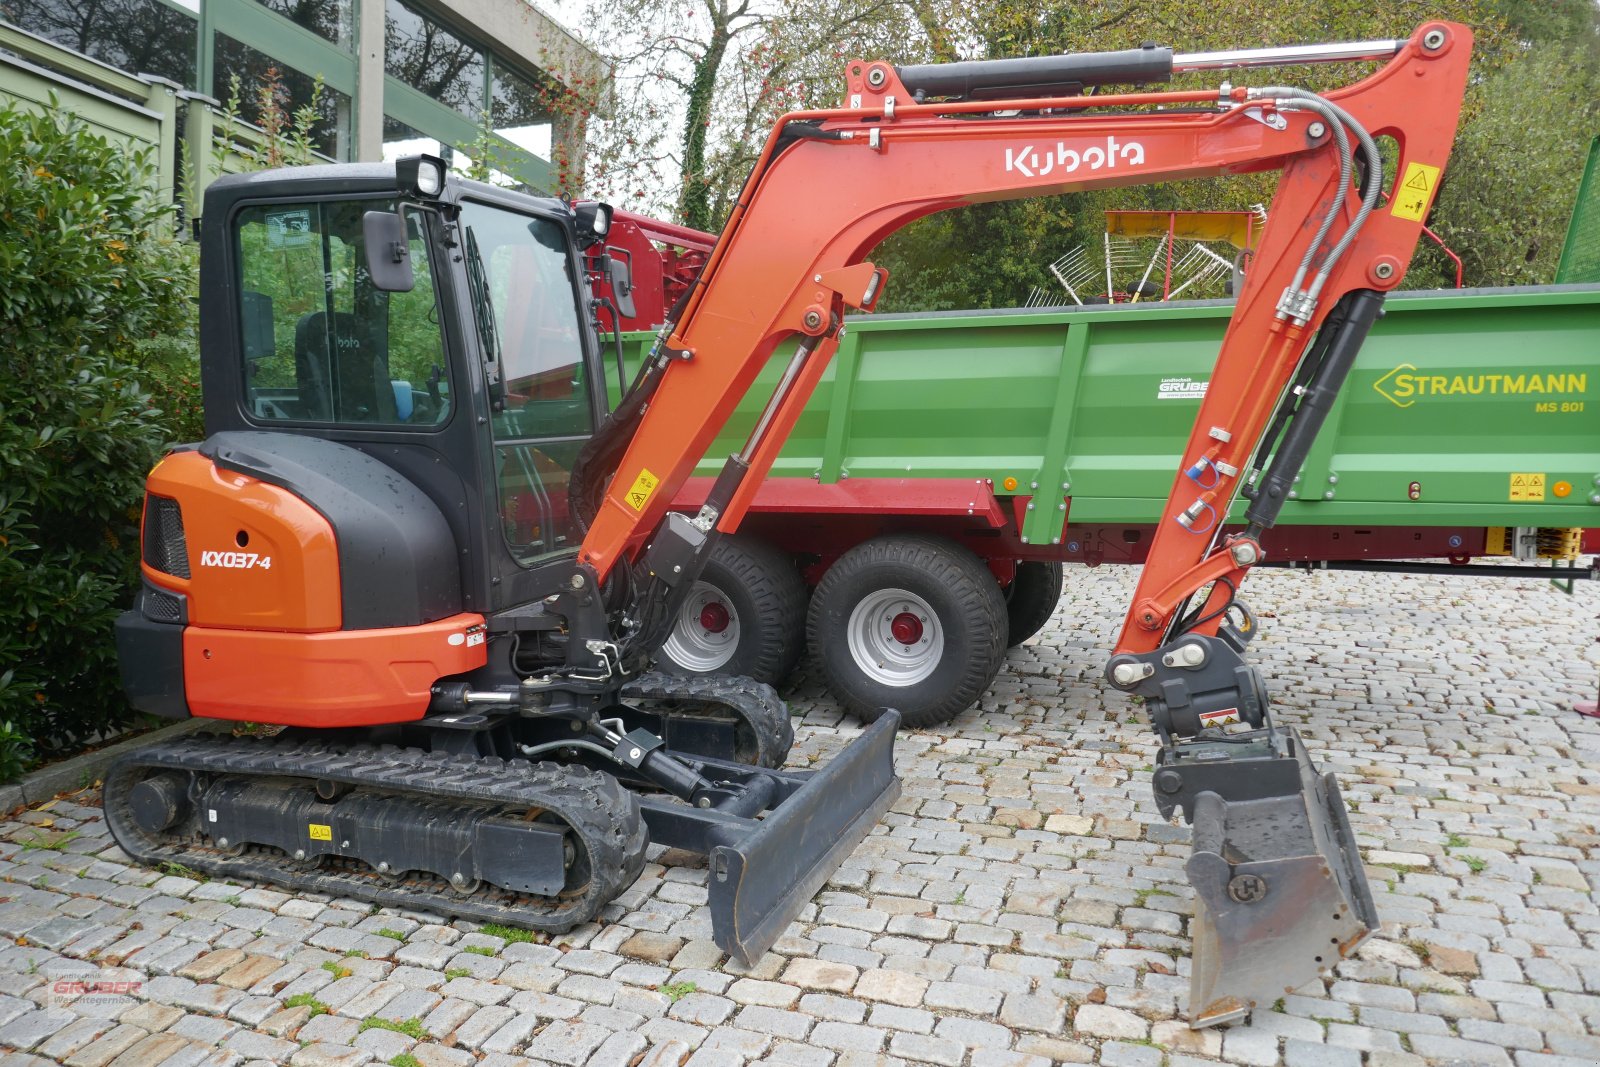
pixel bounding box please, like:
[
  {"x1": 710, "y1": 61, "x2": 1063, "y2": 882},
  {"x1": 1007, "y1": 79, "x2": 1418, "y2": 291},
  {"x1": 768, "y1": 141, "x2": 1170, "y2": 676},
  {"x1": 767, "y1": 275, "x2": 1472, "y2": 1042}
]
[
  {"x1": 117, "y1": 599, "x2": 189, "y2": 719},
  {"x1": 200, "y1": 431, "x2": 462, "y2": 629}
]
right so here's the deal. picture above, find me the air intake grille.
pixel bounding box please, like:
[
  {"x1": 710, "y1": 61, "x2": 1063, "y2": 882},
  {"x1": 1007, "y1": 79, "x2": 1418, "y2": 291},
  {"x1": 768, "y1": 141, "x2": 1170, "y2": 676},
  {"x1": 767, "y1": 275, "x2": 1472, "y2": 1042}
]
[
  {"x1": 142, "y1": 495, "x2": 190, "y2": 578},
  {"x1": 144, "y1": 588, "x2": 183, "y2": 621}
]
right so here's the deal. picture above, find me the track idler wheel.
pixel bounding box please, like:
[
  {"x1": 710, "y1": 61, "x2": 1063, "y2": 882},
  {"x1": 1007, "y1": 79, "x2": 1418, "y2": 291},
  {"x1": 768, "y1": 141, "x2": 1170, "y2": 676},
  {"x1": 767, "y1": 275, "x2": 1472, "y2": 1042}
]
[
  {"x1": 619, "y1": 672, "x2": 793, "y2": 768},
  {"x1": 128, "y1": 772, "x2": 188, "y2": 833}
]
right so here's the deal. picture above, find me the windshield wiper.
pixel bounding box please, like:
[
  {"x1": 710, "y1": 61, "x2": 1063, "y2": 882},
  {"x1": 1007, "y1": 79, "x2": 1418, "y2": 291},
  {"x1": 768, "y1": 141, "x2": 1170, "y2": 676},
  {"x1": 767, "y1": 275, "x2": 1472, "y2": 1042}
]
[{"x1": 463, "y1": 226, "x2": 505, "y2": 410}]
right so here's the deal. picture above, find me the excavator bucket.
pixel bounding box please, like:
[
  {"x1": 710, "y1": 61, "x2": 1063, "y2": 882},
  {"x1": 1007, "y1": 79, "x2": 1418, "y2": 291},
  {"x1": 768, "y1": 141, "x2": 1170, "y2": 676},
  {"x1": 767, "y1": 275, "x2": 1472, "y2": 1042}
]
[
  {"x1": 639, "y1": 710, "x2": 902, "y2": 965},
  {"x1": 1156, "y1": 727, "x2": 1378, "y2": 1028}
]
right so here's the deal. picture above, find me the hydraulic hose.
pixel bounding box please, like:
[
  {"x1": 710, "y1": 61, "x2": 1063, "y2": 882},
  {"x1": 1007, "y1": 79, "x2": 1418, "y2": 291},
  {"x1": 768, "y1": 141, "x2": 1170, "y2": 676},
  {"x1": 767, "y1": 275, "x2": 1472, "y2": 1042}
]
[{"x1": 1249, "y1": 87, "x2": 1383, "y2": 305}]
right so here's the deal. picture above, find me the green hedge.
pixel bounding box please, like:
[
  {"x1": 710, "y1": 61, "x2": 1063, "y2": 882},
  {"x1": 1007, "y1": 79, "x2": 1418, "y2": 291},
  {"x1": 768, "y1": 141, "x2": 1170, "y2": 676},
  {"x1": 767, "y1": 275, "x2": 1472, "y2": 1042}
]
[{"x1": 0, "y1": 102, "x2": 199, "y2": 780}]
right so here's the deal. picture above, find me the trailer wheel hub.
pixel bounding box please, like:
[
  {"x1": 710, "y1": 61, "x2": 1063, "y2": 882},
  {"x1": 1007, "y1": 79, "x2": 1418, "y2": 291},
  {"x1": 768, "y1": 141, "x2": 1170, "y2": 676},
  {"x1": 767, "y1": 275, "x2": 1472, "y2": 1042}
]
[
  {"x1": 662, "y1": 581, "x2": 742, "y2": 672},
  {"x1": 847, "y1": 588, "x2": 944, "y2": 687},
  {"x1": 699, "y1": 602, "x2": 732, "y2": 634},
  {"x1": 890, "y1": 612, "x2": 924, "y2": 645}
]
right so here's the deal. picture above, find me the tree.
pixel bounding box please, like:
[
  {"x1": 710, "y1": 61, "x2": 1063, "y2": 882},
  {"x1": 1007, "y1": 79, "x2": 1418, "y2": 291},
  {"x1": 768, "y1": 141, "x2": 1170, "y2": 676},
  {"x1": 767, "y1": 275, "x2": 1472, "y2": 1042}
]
[
  {"x1": 0, "y1": 102, "x2": 197, "y2": 771},
  {"x1": 575, "y1": 0, "x2": 943, "y2": 224},
  {"x1": 573, "y1": 0, "x2": 1598, "y2": 306}
]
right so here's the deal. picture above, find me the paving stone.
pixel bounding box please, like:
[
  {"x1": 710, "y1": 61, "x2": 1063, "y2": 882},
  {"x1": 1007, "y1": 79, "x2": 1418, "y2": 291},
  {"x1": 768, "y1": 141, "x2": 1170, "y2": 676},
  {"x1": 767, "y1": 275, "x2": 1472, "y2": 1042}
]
[
  {"x1": 781, "y1": 959, "x2": 857, "y2": 993},
  {"x1": 523, "y1": 1021, "x2": 611, "y2": 1066},
  {"x1": 0, "y1": 1008, "x2": 77, "y2": 1051},
  {"x1": 287, "y1": 1043, "x2": 374, "y2": 1067},
  {"x1": 888, "y1": 1032, "x2": 963, "y2": 1066},
  {"x1": 107, "y1": 1033, "x2": 191, "y2": 1067},
  {"x1": 61, "y1": 1025, "x2": 150, "y2": 1067},
  {"x1": 852, "y1": 969, "x2": 926, "y2": 1007},
  {"x1": 1069, "y1": 1004, "x2": 1147, "y2": 1041}
]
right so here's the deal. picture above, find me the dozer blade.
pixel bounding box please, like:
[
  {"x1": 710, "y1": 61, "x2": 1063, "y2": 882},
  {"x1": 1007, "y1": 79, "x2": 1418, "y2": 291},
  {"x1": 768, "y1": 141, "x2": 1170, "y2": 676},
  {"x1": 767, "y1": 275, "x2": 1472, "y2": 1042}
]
[
  {"x1": 640, "y1": 710, "x2": 901, "y2": 965},
  {"x1": 1162, "y1": 727, "x2": 1378, "y2": 1028}
]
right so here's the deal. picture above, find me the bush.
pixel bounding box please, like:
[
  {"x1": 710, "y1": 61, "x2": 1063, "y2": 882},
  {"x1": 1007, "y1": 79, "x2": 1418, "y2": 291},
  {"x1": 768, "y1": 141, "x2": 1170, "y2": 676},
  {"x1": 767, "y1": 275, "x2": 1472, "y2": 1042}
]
[{"x1": 0, "y1": 102, "x2": 198, "y2": 775}]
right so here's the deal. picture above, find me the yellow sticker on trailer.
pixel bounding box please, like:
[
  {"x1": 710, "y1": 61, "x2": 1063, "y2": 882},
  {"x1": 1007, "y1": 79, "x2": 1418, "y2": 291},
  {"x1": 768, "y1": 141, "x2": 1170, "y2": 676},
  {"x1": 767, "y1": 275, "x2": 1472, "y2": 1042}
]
[
  {"x1": 1509, "y1": 473, "x2": 1546, "y2": 502},
  {"x1": 624, "y1": 468, "x2": 659, "y2": 511},
  {"x1": 308, "y1": 823, "x2": 332, "y2": 841},
  {"x1": 1390, "y1": 162, "x2": 1441, "y2": 222}
]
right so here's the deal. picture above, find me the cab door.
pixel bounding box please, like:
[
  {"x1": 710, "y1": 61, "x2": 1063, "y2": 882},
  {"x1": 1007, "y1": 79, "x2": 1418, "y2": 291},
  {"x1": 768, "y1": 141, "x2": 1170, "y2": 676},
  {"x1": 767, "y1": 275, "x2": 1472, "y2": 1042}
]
[{"x1": 457, "y1": 198, "x2": 605, "y2": 601}]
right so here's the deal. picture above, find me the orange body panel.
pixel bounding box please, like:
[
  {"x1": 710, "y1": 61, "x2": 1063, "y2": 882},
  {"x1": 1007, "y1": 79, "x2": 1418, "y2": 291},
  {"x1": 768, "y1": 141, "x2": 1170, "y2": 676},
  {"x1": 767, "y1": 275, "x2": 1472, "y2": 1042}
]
[
  {"x1": 574, "y1": 22, "x2": 1473, "y2": 662},
  {"x1": 183, "y1": 613, "x2": 488, "y2": 726},
  {"x1": 144, "y1": 451, "x2": 343, "y2": 632}
]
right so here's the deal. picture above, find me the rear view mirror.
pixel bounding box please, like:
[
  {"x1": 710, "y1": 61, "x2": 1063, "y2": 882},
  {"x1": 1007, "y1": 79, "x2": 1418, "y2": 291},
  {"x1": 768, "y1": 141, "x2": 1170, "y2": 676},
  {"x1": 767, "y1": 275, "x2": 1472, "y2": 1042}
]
[
  {"x1": 363, "y1": 210, "x2": 415, "y2": 293},
  {"x1": 605, "y1": 256, "x2": 636, "y2": 321}
]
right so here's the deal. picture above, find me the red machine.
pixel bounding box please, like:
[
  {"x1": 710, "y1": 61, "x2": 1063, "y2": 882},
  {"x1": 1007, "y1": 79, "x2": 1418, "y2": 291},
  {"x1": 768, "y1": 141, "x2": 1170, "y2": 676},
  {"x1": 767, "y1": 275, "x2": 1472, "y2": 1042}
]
[{"x1": 112, "y1": 23, "x2": 1472, "y2": 1027}]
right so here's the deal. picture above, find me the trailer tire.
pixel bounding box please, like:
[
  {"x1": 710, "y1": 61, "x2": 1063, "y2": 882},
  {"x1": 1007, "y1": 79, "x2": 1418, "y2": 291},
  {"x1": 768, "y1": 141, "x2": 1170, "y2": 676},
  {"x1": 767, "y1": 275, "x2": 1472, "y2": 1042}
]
[
  {"x1": 808, "y1": 534, "x2": 1007, "y2": 729},
  {"x1": 656, "y1": 534, "x2": 806, "y2": 685},
  {"x1": 1005, "y1": 561, "x2": 1064, "y2": 647}
]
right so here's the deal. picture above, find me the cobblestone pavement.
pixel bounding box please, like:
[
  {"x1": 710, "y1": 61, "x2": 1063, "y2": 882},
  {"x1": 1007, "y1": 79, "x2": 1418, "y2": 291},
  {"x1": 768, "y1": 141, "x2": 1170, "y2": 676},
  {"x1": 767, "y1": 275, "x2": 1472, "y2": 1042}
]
[{"x1": 2, "y1": 564, "x2": 1599, "y2": 1067}]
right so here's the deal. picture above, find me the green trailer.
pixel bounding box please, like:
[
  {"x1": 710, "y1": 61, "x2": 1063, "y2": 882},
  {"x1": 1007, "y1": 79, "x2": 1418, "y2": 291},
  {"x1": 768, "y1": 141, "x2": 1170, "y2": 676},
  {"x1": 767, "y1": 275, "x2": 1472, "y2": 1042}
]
[{"x1": 627, "y1": 283, "x2": 1600, "y2": 722}]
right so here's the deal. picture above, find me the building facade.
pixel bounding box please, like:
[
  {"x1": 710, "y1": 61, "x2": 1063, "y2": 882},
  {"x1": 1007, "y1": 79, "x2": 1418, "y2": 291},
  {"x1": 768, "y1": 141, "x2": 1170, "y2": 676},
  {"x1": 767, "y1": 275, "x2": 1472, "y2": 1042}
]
[{"x1": 0, "y1": 0, "x2": 602, "y2": 193}]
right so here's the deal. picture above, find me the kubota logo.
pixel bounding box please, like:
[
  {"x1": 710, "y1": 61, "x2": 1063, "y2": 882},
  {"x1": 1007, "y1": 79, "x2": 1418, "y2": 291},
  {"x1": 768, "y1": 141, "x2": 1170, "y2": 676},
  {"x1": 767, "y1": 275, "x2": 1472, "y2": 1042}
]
[
  {"x1": 1374, "y1": 363, "x2": 1588, "y2": 409},
  {"x1": 1004, "y1": 136, "x2": 1146, "y2": 179}
]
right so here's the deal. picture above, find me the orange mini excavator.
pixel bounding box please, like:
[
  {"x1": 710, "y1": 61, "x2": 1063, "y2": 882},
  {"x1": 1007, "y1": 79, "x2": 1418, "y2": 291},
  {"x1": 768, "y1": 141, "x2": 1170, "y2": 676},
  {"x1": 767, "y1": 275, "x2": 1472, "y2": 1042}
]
[{"x1": 111, "y1": 23, "x2": 1472, "y2": 1026}]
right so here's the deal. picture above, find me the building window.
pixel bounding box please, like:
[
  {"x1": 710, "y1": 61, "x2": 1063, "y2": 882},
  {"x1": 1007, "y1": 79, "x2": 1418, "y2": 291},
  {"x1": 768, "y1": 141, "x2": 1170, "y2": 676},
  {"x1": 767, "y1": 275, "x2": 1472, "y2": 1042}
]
[
  {"x1": 1, "y1": 0, "x2": 198, "y2": 88},
  {"x1": 491, "y1": 64, "x2": 552, "y2": 161},
  {"x1": 384, "y1": 0, "x2": 483, "y2": 121},
  {"x1": 247, "y1": 0, "x2": 352, "y2": 49},
  {"x1": 215, "y1": 33, "x2": 351, "y2": 159}
]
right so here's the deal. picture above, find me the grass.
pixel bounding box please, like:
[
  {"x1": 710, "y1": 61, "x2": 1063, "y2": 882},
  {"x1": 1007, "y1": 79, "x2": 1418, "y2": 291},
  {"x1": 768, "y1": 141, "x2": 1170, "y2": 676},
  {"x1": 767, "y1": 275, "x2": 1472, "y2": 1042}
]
[
  {"x1": 375, "y1": 928, "x2": 407, "y2": 941},
  {"x1": 359, "y1": 1017, "x2": 428, "y2": 1040},
  {"x1": 223, "y1": 894, "x2": 242, "y2": 906},
  {"x1": 478, "y1": 923, "x2": 538, "y2": 944},
  {"x1": 658, "y1": 981, "x2": 697, "y2": 1003},
  {"x1": 1131, "y1": 887, "x2": 1175, "y2": 907},
  {"x1": 157, "y1": 861, "x2": 204, "y2": 881},
  {"x1": 20, "y1": 829, "x2": 82, "y2": 852},
  {"x1": 461, "y1": 946, "x2": 494, "y2": 957},
  {"x1": 321, "y1": 960, "x2": 352, "y2": 979},
  {"x1": 1462, "y1": 854, "x2": 1489, "y2": 874},
  {"x1": 444, "y1": 968, "x2": 470, "y2": 981},
  {"x1": 344, "y1": 950, "x2": 368, "y2": 959},
  {"x1": 285, "y1": 993, "x2": 330, "y2": 1018},
  {"x1": 390, "y1": 1057, "x2": 422, "y2": 1067},
  {"x1": 1445, "y1": 832, "x2": 1469, "y2": 849}
]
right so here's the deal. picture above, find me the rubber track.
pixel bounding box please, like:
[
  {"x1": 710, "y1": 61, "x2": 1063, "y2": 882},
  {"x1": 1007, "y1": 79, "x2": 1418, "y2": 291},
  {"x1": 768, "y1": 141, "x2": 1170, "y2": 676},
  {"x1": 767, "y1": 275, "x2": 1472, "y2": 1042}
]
[
  {"x1": 622, "y1": 671, "x2": 794, "y2": 768},
  {"x1": 104, "y1": 734, "x2": 649, "y2": 935}
]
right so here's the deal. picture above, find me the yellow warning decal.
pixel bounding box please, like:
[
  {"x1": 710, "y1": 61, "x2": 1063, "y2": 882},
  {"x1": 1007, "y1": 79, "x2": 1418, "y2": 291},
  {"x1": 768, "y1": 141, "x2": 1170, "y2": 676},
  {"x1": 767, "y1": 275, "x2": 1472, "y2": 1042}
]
[
  {"x1": 1198, "y1": 708, "x2": 1241, "y2": 728},
  {"x1": 1390, "y1": 162, "x2": 1441, "y2": 222},
  {"x1": 308, "y1": 823, "x2": 332, "y2": 841},
  {"x1": 1509, "y1": 472, "x2": 1546, "y2": 502},
  {"x1": 624, "y1": 468, "x2": 660, "y2": 511}
]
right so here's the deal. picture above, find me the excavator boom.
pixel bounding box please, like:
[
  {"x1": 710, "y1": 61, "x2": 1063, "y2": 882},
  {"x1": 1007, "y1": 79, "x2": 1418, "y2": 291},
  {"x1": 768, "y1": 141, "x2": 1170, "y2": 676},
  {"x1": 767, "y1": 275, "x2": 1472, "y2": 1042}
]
[{"x1": 577, "y1": 22, "x2": 1473, "y2": 1025}]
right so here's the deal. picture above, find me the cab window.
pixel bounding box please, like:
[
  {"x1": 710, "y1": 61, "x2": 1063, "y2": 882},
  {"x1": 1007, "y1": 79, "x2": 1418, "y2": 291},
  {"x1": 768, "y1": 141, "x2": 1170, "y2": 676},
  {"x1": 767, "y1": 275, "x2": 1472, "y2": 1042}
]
[{"x1": 236, "y1": 200, "x2": 450, "y2": 426}]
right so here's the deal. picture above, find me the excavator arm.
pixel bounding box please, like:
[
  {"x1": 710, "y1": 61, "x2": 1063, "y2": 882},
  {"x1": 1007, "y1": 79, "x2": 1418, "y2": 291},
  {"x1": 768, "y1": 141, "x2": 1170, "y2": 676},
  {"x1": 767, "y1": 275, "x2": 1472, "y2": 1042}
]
[{"x1": 578, "y1": 21, "x2": 1472, "y2": 1026}]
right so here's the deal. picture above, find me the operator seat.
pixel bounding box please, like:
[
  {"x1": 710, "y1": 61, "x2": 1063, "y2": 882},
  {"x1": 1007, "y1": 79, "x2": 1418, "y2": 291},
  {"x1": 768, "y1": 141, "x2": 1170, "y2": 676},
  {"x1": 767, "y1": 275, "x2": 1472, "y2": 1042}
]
[{"x1": 294, "y1": 310, "x2": 399, "y2": 423}]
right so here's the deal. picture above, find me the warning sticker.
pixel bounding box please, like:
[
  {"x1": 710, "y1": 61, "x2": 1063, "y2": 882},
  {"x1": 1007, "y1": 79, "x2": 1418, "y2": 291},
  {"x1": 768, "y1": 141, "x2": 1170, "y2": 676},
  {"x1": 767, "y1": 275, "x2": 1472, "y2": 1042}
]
[
  {"x1": 624, "y1": 468, "x2": 660, "y2": 511},
  {"x1": 1198, "y1": 708, "x2": 1241, "y2": 728},
  {"x1": 308, "y1": 823, "x2": 332, "y2": 841},
  {"x1": 1390, "y1": 162, "x2": 1441, "y2": 222},
  {"x1": 1509, "y1": 472, "x2": 1546, "y2": 502}
]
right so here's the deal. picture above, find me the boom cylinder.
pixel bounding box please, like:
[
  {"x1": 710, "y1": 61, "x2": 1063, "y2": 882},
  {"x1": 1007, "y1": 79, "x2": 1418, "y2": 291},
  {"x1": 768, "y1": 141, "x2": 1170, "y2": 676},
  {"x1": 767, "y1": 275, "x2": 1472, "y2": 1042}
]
[{"x1": 895, "y1": 45, "x2": 1173, "y2": 101}]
